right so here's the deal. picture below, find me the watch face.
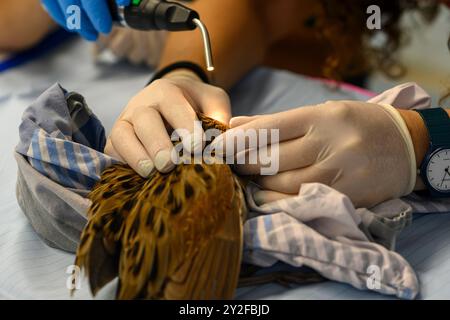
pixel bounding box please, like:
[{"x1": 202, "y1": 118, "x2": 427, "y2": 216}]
[{"x1": 426, "y1": 149, "x2": 450, "y2": 192}]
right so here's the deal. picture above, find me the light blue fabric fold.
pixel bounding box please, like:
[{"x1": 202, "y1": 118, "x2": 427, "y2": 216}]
[{"x1": 16, "y1": 83, "x2": 118, "y2": 189}]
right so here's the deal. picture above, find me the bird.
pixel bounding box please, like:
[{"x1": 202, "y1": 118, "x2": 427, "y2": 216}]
[{"x1": 73, "y1": 114, "x2": 247, "y2": 300}]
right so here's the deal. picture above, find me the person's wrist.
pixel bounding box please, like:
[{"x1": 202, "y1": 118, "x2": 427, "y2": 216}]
[
  {"x1": 148, "y1": 61, "x2": 210, "y2": 85},
  {"x1": 397, "y1": 109, "x2": 430, "y2": 167},
  {"x1": 397, "y1": 108, "x2": 440, "y2": 191},
  {"x1": 162, "y1": 68, "x2": 203, "y2": 83},
  {"x1": 377, "y1": 104, "x2": 417, "y2": 195}
]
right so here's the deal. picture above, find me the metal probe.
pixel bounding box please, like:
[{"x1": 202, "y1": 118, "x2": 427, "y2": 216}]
[
  {"x1": 192, "y1": 18, "x2": 214, "y2": 72},
  {"x1": 109, "y1": 0, "x2": 215, "y2": 72}
]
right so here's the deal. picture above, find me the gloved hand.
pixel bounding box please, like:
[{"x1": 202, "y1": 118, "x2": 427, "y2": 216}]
[
  {"x1": 95, "y1": 27, "x2": 167, "y2": 67},
  {"x1": 212, "y1": 101, "x2": 416, "y2": 208},
  {"x1": 41, "y1": 0, "x2": 130, "y2": 41},
  {"x1": 105, "y1": 69, "x2": 232, "y2": 177}
]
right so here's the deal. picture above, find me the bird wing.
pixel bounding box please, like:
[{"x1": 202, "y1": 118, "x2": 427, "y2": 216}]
[
  {"x1": 116, "y1": 163, "x2": 245, "y2": 300},
  {"x1": 161, "y1": 168, "x2": 246, "y2": 300},
  {"x1": 74, "y1": 165, "x2": 145, "y2": 296},
  {"x1": 75, "y1": 114, "x2": 246, "y2": 300}
]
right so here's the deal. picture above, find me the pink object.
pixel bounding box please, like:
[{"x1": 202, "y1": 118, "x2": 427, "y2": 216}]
[
  {"x1": 311, "y1": 77, "x2": 377, "y2": 98},
  {"x1": 368, "y1": 82, "x2": 432, "y2": 109}
]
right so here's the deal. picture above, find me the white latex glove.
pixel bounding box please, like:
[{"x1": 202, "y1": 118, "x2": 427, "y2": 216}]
[
  {"x1": 105, "y1": 69, "x2": 231, "y2": 177},
  {"x1": 213, "y1": 101, "x2": 416, "y2": 208},
  {"x1": 95, "y1": 27, "x2": 167, "y2": 67}
]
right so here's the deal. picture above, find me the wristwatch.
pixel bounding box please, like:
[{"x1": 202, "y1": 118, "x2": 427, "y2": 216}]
[{"x1": 416, "y1": 108, "x2": 450, "y2": 197}]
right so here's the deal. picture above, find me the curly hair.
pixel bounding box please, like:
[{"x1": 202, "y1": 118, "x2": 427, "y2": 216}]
[{"x1": 316, "y1": 0, "x2": 447, "y2": 82}]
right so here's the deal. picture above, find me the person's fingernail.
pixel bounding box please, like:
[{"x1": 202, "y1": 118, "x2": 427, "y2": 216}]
[
  {"x1": 138, "y1": 159, "x2": 154, "y2": 177},
  {"x1": 155, "y1": 150, "x2": 175, "y2": 173},
  {"x1": 254, "y1": 191, "x2": 265, "y2": 206}
]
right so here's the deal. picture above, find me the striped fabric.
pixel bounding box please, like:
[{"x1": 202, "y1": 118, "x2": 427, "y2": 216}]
[
  {"x1": 242, "y1": 183, "x2": 419, "y2": 299},
  {"x1": 16, "y1": 84, "x2": 119, "y2": 190},
  {"x1": 26, "y1": 128, "x2": 116, "y2": 189},
  {"x1": 404, "y1": 193, "x2": 450, "y2": 214}
]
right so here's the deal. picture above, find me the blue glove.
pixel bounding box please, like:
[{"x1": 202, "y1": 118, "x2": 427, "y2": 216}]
[{"x1": 41, "y1": 0, "x2": 131, "y2": 41}]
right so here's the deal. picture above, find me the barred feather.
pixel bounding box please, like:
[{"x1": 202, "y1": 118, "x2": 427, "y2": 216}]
[{"x1": 74, "y1": 114, "x2": 246, "y2": 299}]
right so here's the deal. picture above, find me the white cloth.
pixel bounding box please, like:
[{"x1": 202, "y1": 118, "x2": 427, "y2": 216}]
[{"x1": 244, "y1": 183, "x2": 417, "y2": 299}]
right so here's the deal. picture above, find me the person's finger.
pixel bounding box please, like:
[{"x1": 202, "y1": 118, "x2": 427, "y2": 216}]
[
  {"x1": 136, "y1": 31, "x2": 150, "y2": 64},
  {"x1": 229, "y1": 115, "x2": 260, "y2": 128},
  {"x1": 145, "y1": 31, "x2": 166, "y2": 66},
  {"x1": 212, "y1": 107, "x2": 317, "y2": 157},
  {"x1": 141, "y1": 31, "x2": 160, "y2": 65},
  {"x1": 255, "y1": 164, "x2": 339, "y2": 194},
  {"x1": 202, "y1": 100, "x2": 232, "y2": 125},
  {"x1": 59, "y1": 0, "x2": 98, "y2": 40},
  {"x1": 154, "y1": 84, "x2": 205, "y2": 154},
  {"x1": 108, "y1": 29, "x2": 134, "y2": 58},
  {"x1": 253, "y1": 190, "x2": 295, "y2": 206},
  {"x1": 81, "y1": 0, "x2": 113, "y2": 34},
  {"x1": 232, "y1": 137, "x2": 320, "y2": 175},
  {"x1": 184, "y1": 83, "x2": 232, "y2": 124},
  {"x1": 104, "y1": 139, "x2": 125, "y2": 162},
  {"x1": 110, "y1": 120, "x2": 155, "y2": 177},
  {"x1": 125, "y1": 32, "x2": 142, "y2": 64},
  {"x1": 95, "y1": 27, "x2": 118, "y2": 47},
  {"x1": 133, "y1": 31, "x2": 150, "y2": 64},
  {"x1": 127, "y1": 31, "x2": 149, "y2": 64},
  {"x1": 41, "y1": 0, "x2": 67, "y2": 28},
  {"x1": 131, "y1": 107, "x2": 176, "y2": 173},
  {"x1": 232, "y1": 107, "x2": 316, "y2": 140}
]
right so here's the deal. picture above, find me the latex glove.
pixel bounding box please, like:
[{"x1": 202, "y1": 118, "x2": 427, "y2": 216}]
[
  {"x1": 95, "y1": 27, "x2": 167, "y2": 67},
  {"x1": 41, "y1": 0, "x2": 130, "y2": 41},
  {"x1": 213, "y1": 101, "x2": 416, "y2": 208},
  {"x1": 105, "y1": 69, "x2": 232, "y2": 177}
]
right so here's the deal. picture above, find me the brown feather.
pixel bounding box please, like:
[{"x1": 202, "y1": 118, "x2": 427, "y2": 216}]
[{"x1": 74, "y1": 114, "x2": 246, "y2": 299}]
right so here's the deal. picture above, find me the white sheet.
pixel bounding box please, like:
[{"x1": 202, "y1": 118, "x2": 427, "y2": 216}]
[{"x1": 1, "y1": 38, "x2": 449, "y2": 300}]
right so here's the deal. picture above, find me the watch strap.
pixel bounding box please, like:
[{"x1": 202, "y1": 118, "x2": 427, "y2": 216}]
[{"x1": 415, "y1": 108, "x2": 450, "y2": 147}]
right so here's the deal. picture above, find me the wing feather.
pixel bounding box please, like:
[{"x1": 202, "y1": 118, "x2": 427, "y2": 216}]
[{"x1": 74, "y1": 115, "x2": 247, "y2": 300}]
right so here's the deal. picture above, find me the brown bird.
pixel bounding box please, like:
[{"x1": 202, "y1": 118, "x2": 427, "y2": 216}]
[{"x1": 73, "y1": 114, "x2": 247, "y2": 300}]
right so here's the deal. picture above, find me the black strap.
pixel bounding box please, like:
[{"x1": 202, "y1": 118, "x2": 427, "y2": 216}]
[
  {"x1": 147, "y1": 61, "x2": 210, "y2": 85},
  {"x1": 416, "y1": 108, "x2": 450, "y2": 147}
]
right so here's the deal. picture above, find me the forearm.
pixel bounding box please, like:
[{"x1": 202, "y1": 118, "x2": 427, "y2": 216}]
[
  {"x1": 0, "y1": 0, "x2": 56, "y2": 52},
  {"x1": 158, "y1": 0, "x2": 269, "y2": 89},
  {"x1": 398, "y1": 108, "x2": 450, "y2": 190}
]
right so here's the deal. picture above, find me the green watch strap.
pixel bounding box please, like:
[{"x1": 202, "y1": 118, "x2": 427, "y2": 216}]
[{"x1": 416, "y1": 108, "x2": 450, "y2": 147}]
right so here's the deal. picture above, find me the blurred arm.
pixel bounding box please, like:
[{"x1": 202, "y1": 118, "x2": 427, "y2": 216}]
[
  {"x1": 0, "y1": 0, "x2": 56, "y2": 52},
  {"x1": 159, "y1": 0, "x2": 294, "y2": 89}
]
